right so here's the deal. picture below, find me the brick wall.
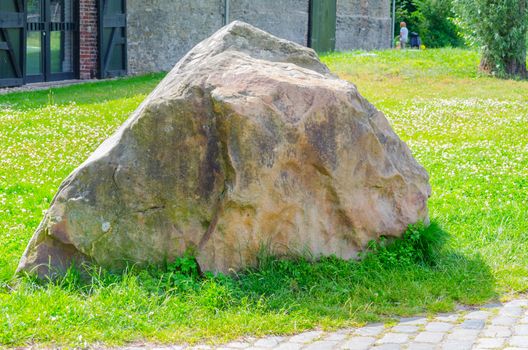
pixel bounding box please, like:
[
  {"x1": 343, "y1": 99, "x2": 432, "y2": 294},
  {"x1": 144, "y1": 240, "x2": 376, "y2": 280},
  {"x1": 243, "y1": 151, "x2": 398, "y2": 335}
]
[{"x1": 79, "y1": 0, "x2": 98, "y2": 79}]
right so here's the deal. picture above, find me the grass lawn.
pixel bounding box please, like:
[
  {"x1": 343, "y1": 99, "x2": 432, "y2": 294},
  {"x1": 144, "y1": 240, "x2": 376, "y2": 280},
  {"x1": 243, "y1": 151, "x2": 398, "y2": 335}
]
[{"x1": 0, "y1": 48, "x2": 527, "y2": 347}]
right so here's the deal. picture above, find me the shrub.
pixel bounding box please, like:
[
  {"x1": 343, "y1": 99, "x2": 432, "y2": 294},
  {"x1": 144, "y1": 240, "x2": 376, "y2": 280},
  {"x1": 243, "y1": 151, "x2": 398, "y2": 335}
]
[
  {"x1": 364, "y1": 222, "x2": 447, "y2": 268},
  {"x1": 453, "y1": 0, "x2": 528, "y2": 78}
]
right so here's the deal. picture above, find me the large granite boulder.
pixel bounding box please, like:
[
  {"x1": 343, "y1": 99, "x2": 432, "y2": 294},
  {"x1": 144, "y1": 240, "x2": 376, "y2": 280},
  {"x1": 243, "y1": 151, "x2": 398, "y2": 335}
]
[{"x1": 18, "y1": 21, "x2": 431, "y2": 277}]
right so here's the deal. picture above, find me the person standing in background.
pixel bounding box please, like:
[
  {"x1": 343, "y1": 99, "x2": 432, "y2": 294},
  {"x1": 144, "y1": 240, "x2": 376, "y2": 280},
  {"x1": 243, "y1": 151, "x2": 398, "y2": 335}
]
[{"x1": 400, "y1": 22, "x2": 408, "y2": 49}]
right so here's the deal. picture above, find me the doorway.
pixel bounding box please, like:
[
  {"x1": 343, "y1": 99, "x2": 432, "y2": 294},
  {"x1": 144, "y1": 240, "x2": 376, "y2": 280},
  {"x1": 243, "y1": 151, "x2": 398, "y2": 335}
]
[
  {"x1": 308, "y1": 0, "x2": 337, "y2": 53},
  {"x1": 25, "y1": 0, "x2": 78, "y2": 83},
  {"x1": 0, "y1": 0, "x2": 25, "y2": 87}
]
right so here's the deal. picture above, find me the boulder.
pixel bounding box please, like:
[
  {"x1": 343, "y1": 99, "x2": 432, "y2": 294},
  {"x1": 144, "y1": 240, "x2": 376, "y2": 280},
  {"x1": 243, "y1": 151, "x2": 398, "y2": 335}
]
[{"x1": 18, "y1": 21, "x2": 431, "y2": 278}]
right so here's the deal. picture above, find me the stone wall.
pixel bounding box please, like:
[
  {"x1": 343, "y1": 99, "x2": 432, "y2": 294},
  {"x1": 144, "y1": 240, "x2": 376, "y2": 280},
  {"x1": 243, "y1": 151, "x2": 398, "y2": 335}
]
[
  {"x1": 229, "y1": 0, "x2": 309, "y2": 46},
  {"x1": 335, "y1": 0, "x2": 392, "y2": 51},
  {"x1": 127, "y1": 0, "x2": 224, "y2": 75},
  {"x1": 126, "y1": 0, "x2": 391, "y2": 75},
  {"x1": 79, "y1": 0, "x2": 98, "y2": 79}
]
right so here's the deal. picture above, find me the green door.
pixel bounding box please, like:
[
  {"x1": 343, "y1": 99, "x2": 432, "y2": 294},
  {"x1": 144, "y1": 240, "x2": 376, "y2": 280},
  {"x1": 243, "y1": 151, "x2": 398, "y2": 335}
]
[
  {"x1": 0, "y1": 0, "x2": 25, "y2": 87},
  {"x1": 309, "y1": 0, "x2": 336, "y2": 53},
  {"x1": 25, "y1": 0, "x2": 78, "y2": 84},
  {"x1": 98, "y1": 0, "x2": 127, "y2": 78}
]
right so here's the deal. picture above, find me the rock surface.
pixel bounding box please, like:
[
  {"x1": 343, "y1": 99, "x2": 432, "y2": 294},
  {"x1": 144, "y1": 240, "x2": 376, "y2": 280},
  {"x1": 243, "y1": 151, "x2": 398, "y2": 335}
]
[{"x1": 18, "y1": 21, "x2": 431, "y2": 277}]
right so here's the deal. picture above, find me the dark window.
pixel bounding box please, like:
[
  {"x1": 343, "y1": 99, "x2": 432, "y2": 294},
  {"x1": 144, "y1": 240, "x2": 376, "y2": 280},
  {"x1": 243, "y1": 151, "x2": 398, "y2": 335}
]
[{"x1": 98, "y1": 0, "x2": 127, "y2": 78}]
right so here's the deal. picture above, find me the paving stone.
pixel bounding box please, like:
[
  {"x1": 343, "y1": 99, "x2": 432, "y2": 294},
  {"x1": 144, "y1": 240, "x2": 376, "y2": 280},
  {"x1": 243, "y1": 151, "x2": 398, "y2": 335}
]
[
  {"x1": 273, "y1": 343, "x2": 302, "y2": 350},
  {"x1": 464, "y1": 311, "x2": 491, "y2": 320},
  {"x1": 337, "y1": 329, "x2": 358, "y2": 337},
  {"x1": 435, "y1": 313, "x2": 459, "y2": 322},
  {"x1": 354, "y1": 324, "x2": 385, "y2": 336},
  {"x1": 515, "y1": 325, "x2": 528, "y2": 335},
  {"x1": 339, "y1": 336, "x2": 376, "y2": 350},
  {"x1": 399, "y1": 317, "x2": 427, "y2": 325},
  {"x1": 500, "y1": 307, "x2": 524, "y2": 317},
  {"x1": 414, "y1": 331, "x2": 444, "y2": 343},
  {"x1": 376, "y1": 333, "x2": 409, "y2": 344},
  {"x1": 510, "y1": 336, "x2": 528, "y2": 347},
  {"x1": 482, "y1": 325, "x2": 513, "y2": 337},
  {"x1": 441, "y1": 341, "x2": 474, "y2": 350},
  {"x1": 425, "y1": 322, "x2": 454, "y2": 332},
  {"x1": 322, "y1": 332, "x2": 347, "y2": 341},
  {"x1": 520, "y1": 316, "x2": 528, "y2": 324},
  {"x1": 391, "y1": 325, "x2": 419, "y2": 333},
  {"x1": 460, "y1": 319, "x2": 485, "y2": 329},
  {"x1": 223, "y1": 342, "x2": 250, "y2": 349},
  {"x1": 482, "y1": 302, "x2": 502, "y2": 308},
  {"x1": 455, "y1": 305, "x2": 472, "y2": 312},
  {"x1": 476, "y1": 337, "x2": 505, "y2": 349},
  {"x1": 288, "y1": 331, "x2": 323, "y2": 343},
  {"x1": 253, "y1": 337, "x2": 285, "y2": 348},
  {"x1": 302, "y1": 341, "x2": 338, "y2": 350},
  {"x1": 447, "y1": 329, "x2": 480, "y2": 341},
  {"x1": 491, "y1": 315, "x2": 518, "y2": 326},
  {"x1": 505, "y1": 299, "x2": 528, "y2": 307},
  {"x1": 371, "y1": 345, "x2": 401, "y2": 350},
  {"x1": 407, "y1": 344, "x2": 436, "y2": 350}
]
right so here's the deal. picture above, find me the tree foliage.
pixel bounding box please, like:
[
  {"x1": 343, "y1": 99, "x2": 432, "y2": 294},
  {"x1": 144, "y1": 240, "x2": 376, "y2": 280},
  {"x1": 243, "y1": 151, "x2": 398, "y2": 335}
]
[
  {"x1": 453, "y1": 0, "x2": 528, "y2": 78},
  {"x1": 395, "y1": 0, "x2": 463, "y2": 48}
]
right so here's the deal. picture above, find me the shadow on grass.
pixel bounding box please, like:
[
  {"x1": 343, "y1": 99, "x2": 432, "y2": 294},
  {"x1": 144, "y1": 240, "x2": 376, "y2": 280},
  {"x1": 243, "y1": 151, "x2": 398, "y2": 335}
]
[
  {"x1": 19, "y1": 221, "x2": 496, "y2": 320},
  {"x1": 232, "y1": 221, "x2": 497, "y2": 323},
  {"x1": 2, "y1": 220, "x2": 496, "y2": 346}
]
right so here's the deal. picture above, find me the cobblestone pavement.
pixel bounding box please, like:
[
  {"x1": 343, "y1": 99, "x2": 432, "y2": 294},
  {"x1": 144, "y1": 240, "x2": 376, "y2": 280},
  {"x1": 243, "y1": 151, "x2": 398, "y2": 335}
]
[{"x1": 122, "y1": 297, "x2": 528, "y2": 350}]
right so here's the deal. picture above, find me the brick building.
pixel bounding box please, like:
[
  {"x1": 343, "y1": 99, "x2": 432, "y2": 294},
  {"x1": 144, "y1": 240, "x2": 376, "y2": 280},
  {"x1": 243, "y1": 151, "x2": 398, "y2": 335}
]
[{"x1": 0, "y1": 0, "x2": 391, "y2": 88}]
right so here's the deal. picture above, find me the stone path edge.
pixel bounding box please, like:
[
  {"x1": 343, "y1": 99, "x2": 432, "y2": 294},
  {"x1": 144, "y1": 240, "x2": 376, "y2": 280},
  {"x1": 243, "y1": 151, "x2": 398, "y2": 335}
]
[{"x1": 101, "y1": 295, "x2": 528, "y2": 350}]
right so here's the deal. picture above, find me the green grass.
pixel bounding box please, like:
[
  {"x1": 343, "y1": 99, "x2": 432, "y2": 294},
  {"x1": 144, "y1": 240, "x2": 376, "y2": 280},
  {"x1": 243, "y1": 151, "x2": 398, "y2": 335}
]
[{"x1": 0, "y1": 48, "x2": 527, "y2": 347}]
